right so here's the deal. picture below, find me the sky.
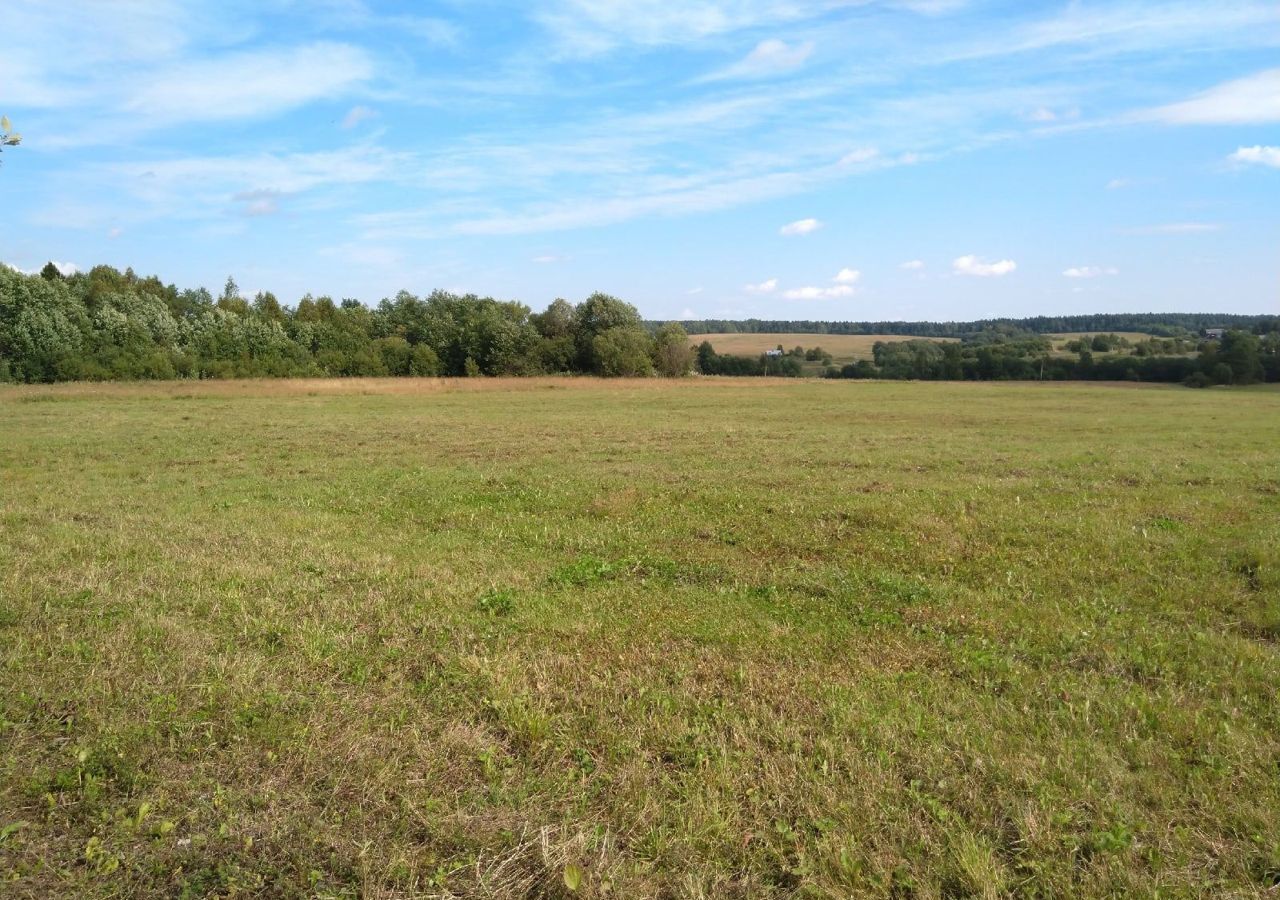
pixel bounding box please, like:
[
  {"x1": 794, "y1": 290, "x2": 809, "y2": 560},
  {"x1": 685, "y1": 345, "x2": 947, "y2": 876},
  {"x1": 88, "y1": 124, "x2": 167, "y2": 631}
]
[{"x1": 1, "y1": 0, "x2": 1278, "y2": 321}]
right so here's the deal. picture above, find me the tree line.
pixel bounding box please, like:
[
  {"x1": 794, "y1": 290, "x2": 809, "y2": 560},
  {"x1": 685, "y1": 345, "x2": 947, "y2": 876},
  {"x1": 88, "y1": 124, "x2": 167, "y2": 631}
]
[
  {"x1": 822, "y1": 329, "x2": 1279, "y2": 386},
  {"x1": 0, "y1": 264, "x2": 693, "y2": 383},
  {"x1": 2, "y1": 262, "x2": 1276, "y2": 386},
  {"x1": 673, "y1": 313, "x2": 1276, "y2": 339}
]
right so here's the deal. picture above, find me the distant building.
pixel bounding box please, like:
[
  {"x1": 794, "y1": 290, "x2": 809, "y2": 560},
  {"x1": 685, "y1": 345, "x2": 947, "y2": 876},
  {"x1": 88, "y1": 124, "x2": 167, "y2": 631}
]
[
  {"x1": 764, "y1": 349, "x2": 784, "y2": 357},
  {"x1": 1204, "y1": 328, "x2": 1225, "y2": 340}
]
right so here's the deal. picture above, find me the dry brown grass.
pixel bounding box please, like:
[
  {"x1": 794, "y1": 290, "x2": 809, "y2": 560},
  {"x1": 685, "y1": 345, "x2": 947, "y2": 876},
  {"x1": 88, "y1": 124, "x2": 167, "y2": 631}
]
[{"x1": 0, "y1": 375, "x2": 796, "y2": 403}]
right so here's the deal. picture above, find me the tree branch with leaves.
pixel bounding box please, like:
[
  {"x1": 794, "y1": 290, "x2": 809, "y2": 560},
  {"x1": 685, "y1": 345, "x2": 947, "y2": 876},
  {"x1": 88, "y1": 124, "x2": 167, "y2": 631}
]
[{"x1": 1, "y1": 116, "x2": 21, "y2": 156}]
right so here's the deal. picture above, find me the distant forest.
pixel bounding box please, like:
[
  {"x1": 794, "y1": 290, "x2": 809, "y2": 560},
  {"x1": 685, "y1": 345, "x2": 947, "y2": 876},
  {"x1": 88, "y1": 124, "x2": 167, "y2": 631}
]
[
  {"x1": 1, "y1": 262, "x2": 1276, "y2": 386},
  {"x1": 668, "y1": 313, "x2": 1273, "y2": 338}
]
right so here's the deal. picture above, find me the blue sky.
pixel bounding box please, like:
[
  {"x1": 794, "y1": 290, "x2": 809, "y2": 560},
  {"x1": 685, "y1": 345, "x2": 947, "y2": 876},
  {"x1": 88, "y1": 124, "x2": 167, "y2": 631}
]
[{"x1": 2, "y1": 1, "x2": 1278, "y2": 321}]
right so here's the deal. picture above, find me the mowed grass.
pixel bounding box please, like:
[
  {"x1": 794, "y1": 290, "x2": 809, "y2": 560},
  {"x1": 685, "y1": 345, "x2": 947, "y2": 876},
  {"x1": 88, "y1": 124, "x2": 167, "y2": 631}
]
[
  {"x1": 1, "y1": 377, "x2": 1279, "y2": 898},
  {"x1": 690, "y1": 333, "x2": 958, "y2": 363}
]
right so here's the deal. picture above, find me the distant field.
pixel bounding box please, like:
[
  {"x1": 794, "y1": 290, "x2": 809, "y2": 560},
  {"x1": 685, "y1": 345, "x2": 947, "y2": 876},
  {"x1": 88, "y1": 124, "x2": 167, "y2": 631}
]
[
  {"x1": 2, "y1": 378, "x2": 1279, "y2": 898},
  {"x1": 1046, "y1": 332, "x2": 1179, "y2": 359},
  {"x1": 691, "y1": 332, "x2": 957, "y2": 362}
]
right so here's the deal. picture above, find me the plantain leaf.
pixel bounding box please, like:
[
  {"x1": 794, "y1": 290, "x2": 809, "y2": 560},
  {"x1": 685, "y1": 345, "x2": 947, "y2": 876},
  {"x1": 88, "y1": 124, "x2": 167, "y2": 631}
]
[{"x1": 563, "y1": 862, "x2": 583, "y2": 891}]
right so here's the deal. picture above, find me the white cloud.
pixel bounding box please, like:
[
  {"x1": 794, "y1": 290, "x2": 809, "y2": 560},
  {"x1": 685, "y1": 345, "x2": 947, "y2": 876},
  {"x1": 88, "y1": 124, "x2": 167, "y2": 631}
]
[
  {"x1": 950, "y1": 4, "x2": 1280, "y2": 64},
  {"x1": 1106, "y1": 178, "x2": 1131, "y2": 190},
  {"x1": 953, "y1": 255, "x2": 1016, "y2": 277},
  {"x1": 1125, "y1": 222, "x2": 1222, "y2": 235},
  {"x1": 124, "y1": 42, "x2": 374, "y2": 127},
  {"x1": 780, "y1": 217, "x2": 822, "y2": 236},
  {"x1": 442, "y1": 166, "x2": 815, "y2": 236},
  {"x1": 1062, "y1": 266, "x2": 1118, "y2": 278},
  {"x1": 679, "y1": 307, "x2": 698, "y2": 319},
  {"x1": 110, "y1": 145, "x2": 404, "y2": 198},
  {"x1": 705, "y1": 38, "x2": 815, "y2": 81},
  {"x1": 834, "y1": 267, "x2": 861, "y2": 284},
  {"x1": 341, "y1": 105, "x2": 378, "y2": 130},
  {"x1": 686, "y1": 286, "x2": 704, "y2": 295},
  {"x1": 537, "y1": 1, "x2": 859, "y2": 54},
  {"x1": 899, "y1": 259, "x2": 925, "y2": 270},
  {"x1": 531, "y1": 254, "x2": 567, "y2": 263},
  {"x1": 838, "y1": 147, "x2": 880, "y2": 166},
  {"x1": 33, "y1": 145, "x2": 408, "y2": 232},
  {"x1": 1230, "y1": 145, "x2": 1280, "y2": 168},
  {"x1": 784, "y1": 284, "x2": 855, "y2": 300},
  {"x1": 893, "y1": 0, "x2": 969, "y2": 13},
  {"x1": 384, "y1": 15, "x2": 462, "y2": 46},
  {"x1": 1023, "y1": 106, "x2": 1080, "y2": 123},
  {"x1": 3, "y1": 259, "x2": 78, "y2": 276},
  {"x1": 744, "y1": 277, "x2": 778, "y2": 294},
  {"x1": 107, "y1": 227, "x2": 123, "y2": 239},
  {"x1": 233, "y1": 188, "x2": 282, "y2": 217},
  {"x1": 1143, "y1": 67, "x2": 1280, "y2": 125}
]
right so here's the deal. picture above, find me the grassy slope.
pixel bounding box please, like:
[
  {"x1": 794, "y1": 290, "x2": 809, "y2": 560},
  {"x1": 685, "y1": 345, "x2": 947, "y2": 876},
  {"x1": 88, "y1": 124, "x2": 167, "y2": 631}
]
[{"x1": 1, "y1": 378, "x2": 1278, "y2": 898}]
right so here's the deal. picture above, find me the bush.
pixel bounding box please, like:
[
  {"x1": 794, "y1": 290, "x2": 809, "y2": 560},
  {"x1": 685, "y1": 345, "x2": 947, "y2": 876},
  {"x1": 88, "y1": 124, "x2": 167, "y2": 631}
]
[
  {"x1": 653, "y1": 323, "x2": 693, "y2": 377},
  {"x1": 409, "y1": 345, "x2": 441, "y2": 377},
  {"x1": 593, "y1": 327, "x2": 655, "y2": 377}
]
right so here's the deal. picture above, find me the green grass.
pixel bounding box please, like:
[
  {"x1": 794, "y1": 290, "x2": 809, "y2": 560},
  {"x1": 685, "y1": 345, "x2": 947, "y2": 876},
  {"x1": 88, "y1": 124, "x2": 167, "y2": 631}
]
[{"x1": 2, "y1": 377, "x2": 1278, "y2": 898}]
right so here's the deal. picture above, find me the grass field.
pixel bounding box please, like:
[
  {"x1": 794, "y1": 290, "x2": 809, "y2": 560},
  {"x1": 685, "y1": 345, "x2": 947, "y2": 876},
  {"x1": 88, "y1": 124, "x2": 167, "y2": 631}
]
[
  {"x1": 689, "y1": 333, "x2": 958, "y2": 363},
  {"x1": 2, "y1": 377, "x2": 1279, "y2": 898},
  {"x1": 1045, "y1": 333, "x2": 1160, "y2": 358}
]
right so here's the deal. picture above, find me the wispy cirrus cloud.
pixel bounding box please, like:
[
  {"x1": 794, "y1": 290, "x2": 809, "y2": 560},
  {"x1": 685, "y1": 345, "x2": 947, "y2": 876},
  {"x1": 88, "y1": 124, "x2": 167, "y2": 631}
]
[
  {"x1": 30, "y1": 144, "x2": 408, "y2": 231},
  {"x1": 341, "y1": 105, "x2": 378, "y2": 130},
  {"x1": 1124, "y1": 222, "x2": 1222, "y2": 235},
  {"x1": 111, "y1": 145, "x2": 404, "y2": 198},
  {"x1": 949, "y1": 2, "x2": 1280, "y2": 64},
  {"x1": 1, "y1": 0, "x2": 380, "y2": 152},
  {"x1": 124, "y1": 43, "x2": 373, "y2": 127},
  {"x1": 534, "y1": 0, "x2": 859, "y2": 54},
  {"x1": 701, "y1": 38, "x2": 816, "y2": 81},
  {"x1": 233, "y1": 189, "x2": 284, "y2": 217},
  {"x1": 1141, "y1": 67, "x2": 1280, "y2": 125}
]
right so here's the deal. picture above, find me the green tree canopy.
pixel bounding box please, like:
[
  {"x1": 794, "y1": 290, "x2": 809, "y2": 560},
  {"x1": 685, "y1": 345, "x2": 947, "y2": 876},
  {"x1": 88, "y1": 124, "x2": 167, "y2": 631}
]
[{"x1": 592, "y1": 326, "x2": 655, "y2": 377}]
